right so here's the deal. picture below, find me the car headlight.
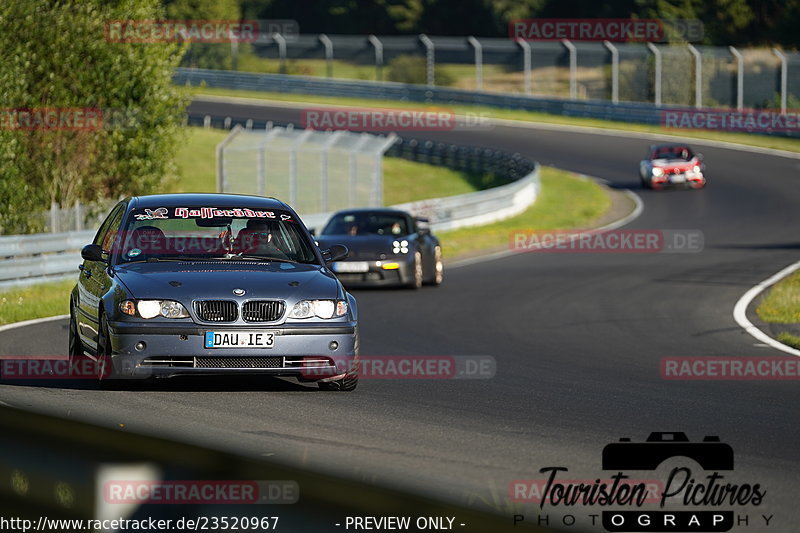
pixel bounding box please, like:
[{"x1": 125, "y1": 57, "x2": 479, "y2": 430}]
[
  {"x1": 692, "y1": 165, "x2": 701, "y2": 173},
  {"x1": 392, "y1": 240, "x2": 409, "y2": 254},
  {"x1": 288, "y1": 299, "x2": 348, "y2": 319},
  {"x1": 652, "y1": 167, "x2": 664, "y2": 177},
  {"x1": 120, "y1": 299, "x2": 189, "y2": 319}
]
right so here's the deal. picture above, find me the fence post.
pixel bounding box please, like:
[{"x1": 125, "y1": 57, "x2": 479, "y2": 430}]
[
  {"x1": 419, "y1": 34, "x2": 435, "y2": 87},
  {"x1": 319, "y1": 131, "x2": 343, "y2": 212},
  {"x1": 50, "y1": 202, "x2": 59, "y2": 233},
  {"x1": 467, "y1": 36, "x2": 483, "y2": 90},
  {"x1": 772, "y1": 48, "x2": 787, "y2": 114},
  {"x1": 216, "y1": 125, "x2": 243, "y2": 193},
  {"x1": 687, "y1": 44, "x2": 702, "y2": 108},
  {"x1": 562, "y1": 39, "x2": 577, "y2": 100},
  {"x1": 273, "y1": 33, "x2": 287, "y2": 74},
  {"x1": 373, "y1": 134, "x2": 397, "y2": 206},
  {"x1": 75, "y1": 200, "x2": 83, "y2": 231},
  {"x1": 258, "y1": 126, "x2": 281, "y2": 197},
  {"x1": 646, "y1": 43, "x2": 662, "y2": 107},
  {"x1": 515, "y1": 39, "x2": 532, "y2": 96},
  {"x1": 350, "y1": 134, "x2": 371, "y2": 207},
  {"x1": 603, "y1": 41, "x2": 619, "y2": 104},
  {"x1": 729, "y1": 46, "x2": 744, "y2": 110},
  {"x1": 368, "y1": 35, "x2": 383, "y2": 82},
  {"x1": 319, "y1": 34, "x2": 334, "y2": 78},
  {"x1": 288, "y1": 130, "x2": 313, "y2": 207}
]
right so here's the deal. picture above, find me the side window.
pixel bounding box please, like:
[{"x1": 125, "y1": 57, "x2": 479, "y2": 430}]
[{"x1": 93, "y1": 203, "x2": 126, "y2": 251}]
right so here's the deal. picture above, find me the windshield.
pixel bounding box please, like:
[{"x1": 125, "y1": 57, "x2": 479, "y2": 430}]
[
  {"x1": 652, "y1": 146, "x2": 693, "y2": 160},
  {"x1": 321, "y1": 212, "x2": 409, "y2": 236},
  {"x1": 115, "y1": 206, "x2": 317, "y2": 264}
]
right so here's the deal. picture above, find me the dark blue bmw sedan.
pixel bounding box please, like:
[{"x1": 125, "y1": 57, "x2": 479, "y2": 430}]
[{"x1": 69, "y1": 193, "x2": 359, "y2": 390}]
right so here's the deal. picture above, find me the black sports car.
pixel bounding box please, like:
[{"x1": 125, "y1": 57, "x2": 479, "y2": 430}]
[
  {"x1": 315, "y1": 208, "x2": 443, "y2": 289},
  {"x1": 69, "y1": 193, "x2": 359, "y2": 390}
]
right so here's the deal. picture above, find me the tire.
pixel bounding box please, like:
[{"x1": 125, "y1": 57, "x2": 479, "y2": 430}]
[
  {"x1": 68, "y1": 306, "x2": 82, "y2": 359},
  {"x1": 424, "y1": 246, "x2": 443, "y2": 286},
  {"x1": 406, "y1": 252, "x2": 423, "y2": 290},
  {"x1": 319, "y1": 333, "x2": 359, "y2": 392},
  {"x1": 96, "y1": 312, "x2": 117, "y2": 382}
]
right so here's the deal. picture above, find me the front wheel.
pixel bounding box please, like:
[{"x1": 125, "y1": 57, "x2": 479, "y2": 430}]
[
  {"x1": 424, "y1": 246, "x2": 443, "y2": 286},
  {"x1": 96, "y1": 312, "x2": 117, "y2": 382},
  {"x1": 68, "y1": 307, "x2": 82, "y2": 359},
  {"x1": 319, "y1": 333, "x2": 359, "y2": 391},
  {"x1": 406, "y1": 252, "x2": 423, "y2": 290}
]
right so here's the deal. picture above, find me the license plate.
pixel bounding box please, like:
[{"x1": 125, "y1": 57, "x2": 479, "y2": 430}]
[
  {"x1": 204, "y1": 331, "x2": 275, "y2": 348},
  {"x1": 333, "y1": 261, "x2": 369, "y2": 273},
  {"x1": 670, "y1": 173, "x2": 686, "y2": 183}
]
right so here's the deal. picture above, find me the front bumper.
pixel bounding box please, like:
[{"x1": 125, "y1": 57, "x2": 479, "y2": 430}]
[
  {"x1": 108, "y1": 320, "x2": 357, "y2": 379},
  {"x1": 332, "y1": 259, "x2": 412, "y2": 288},
  {"x1": 649, "y1": 171, "x2": 705, "y2": 188}
]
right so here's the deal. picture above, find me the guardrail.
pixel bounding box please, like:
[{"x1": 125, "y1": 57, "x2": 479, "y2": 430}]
[
  {"x1": 175, "y1": 67, "x2": 800, "y2": 138},
  {"x1": 0, "y1": 230, "x2": 94, "y2": 290},
  {"x1": 0, "y1": 132, "x2": 538, "y2": 289},
  {"x1": 0, "y1": 404, "x2": 543, "y2": 530}
]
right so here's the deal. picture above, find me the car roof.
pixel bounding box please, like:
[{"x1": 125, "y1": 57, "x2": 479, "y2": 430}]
[
  {"x1": 330, "y1": 208, "x2": 411, "y2": 218},
  {"x1": 128, "y1": 193, "x2": 290, "y2": 210},
  {"x1": 650, "y1": 143, "x2": 692, "y2": 150}
]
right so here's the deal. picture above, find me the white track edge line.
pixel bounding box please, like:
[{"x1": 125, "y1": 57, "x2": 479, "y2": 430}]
[
  {"x1": 0, "y1": 314, "x2": 69, "y2": 334},
  {"x1": 732, "y1": 260, "x2": 800, "y2": 357}
]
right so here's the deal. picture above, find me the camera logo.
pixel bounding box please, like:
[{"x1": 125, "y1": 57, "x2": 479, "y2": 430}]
[
  {"x1": 512, "y1": 432, "x2": 768, "y2": 532},
  {"x1": 602, "y1": 432, "x2": 734, "y2": 472}
]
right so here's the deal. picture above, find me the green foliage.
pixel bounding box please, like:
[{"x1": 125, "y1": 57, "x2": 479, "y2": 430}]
[
  {"x1": 165, "y1": 0, "x2": 240, "y2": 70},
  {"x1": 387, "y1": 55, "x2": 455, "y2": 86},
  {"x1": 0, "y1": 0, "x2": 189, "y2": 234}
]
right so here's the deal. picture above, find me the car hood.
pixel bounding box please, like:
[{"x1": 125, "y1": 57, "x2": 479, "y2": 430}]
[
  {"x1": 651, "y1": 158, "x2": 699, "y2": 170},
  {"x1": 316, "y1": 235, "x2": 400, "y2": 260},
  {"x1": 115, "y1": 261, "x2": 341, "y2": 301}
]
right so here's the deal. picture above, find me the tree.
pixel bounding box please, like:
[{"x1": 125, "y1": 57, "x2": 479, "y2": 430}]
[
  {"x1": 165, "y1": 0, "x2": 241, "y2": 69},
  {"x1": 0, "y1": 0, "x2": 188, "y2": 234}
]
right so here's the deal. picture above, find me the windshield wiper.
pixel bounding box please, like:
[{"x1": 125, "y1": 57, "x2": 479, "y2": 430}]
[{"x1": 229, "y1": 254, "x2": 304, "y2": 263}]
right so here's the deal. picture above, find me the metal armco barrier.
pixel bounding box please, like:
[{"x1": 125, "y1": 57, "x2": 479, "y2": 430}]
[
  {"x1": 0, "y1": 128, "x2": 539, "y2": 288},
  {"x1": 174, "y1": 68, "x2": 800, "y2": 138}
]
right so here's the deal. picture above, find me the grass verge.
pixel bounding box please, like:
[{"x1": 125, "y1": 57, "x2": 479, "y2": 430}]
[
  {"x1": 756, "y1": 270, "x2": 800, "y2": 324},
  {"x1": 193, "y1": 87, "x2": 800, "y2": 154},
  {"x1": 439, "y1": 167, "x2": 611, "y2": 259},
  {"x1": 776, "y1": 333, "x2": 800, "y2": 350},
  {"x1": 170, "y1": 127, "x2": 504, "y2": 205},
  {"x1": 0, "y1": 280, "x2": 73, "y2": 326}
]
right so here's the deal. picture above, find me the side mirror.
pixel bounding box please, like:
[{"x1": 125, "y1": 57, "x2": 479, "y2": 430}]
[
  {"x1": 696, "y1": 153, "x2": 704, "y2": 161},
  {"x1": 321, "y1": 244, "x2": 349, "y2": 264},
  {"x1": 81, "y1": 243, "x2": 106, "y2": 262},
  {"x1": 309, "y1": 228, "x2": 316, "y2": 236}
]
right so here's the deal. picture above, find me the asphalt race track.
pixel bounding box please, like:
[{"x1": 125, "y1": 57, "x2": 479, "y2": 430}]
[{"x1": 2, "y1": 98, "x2": 800, "y2": 532}]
